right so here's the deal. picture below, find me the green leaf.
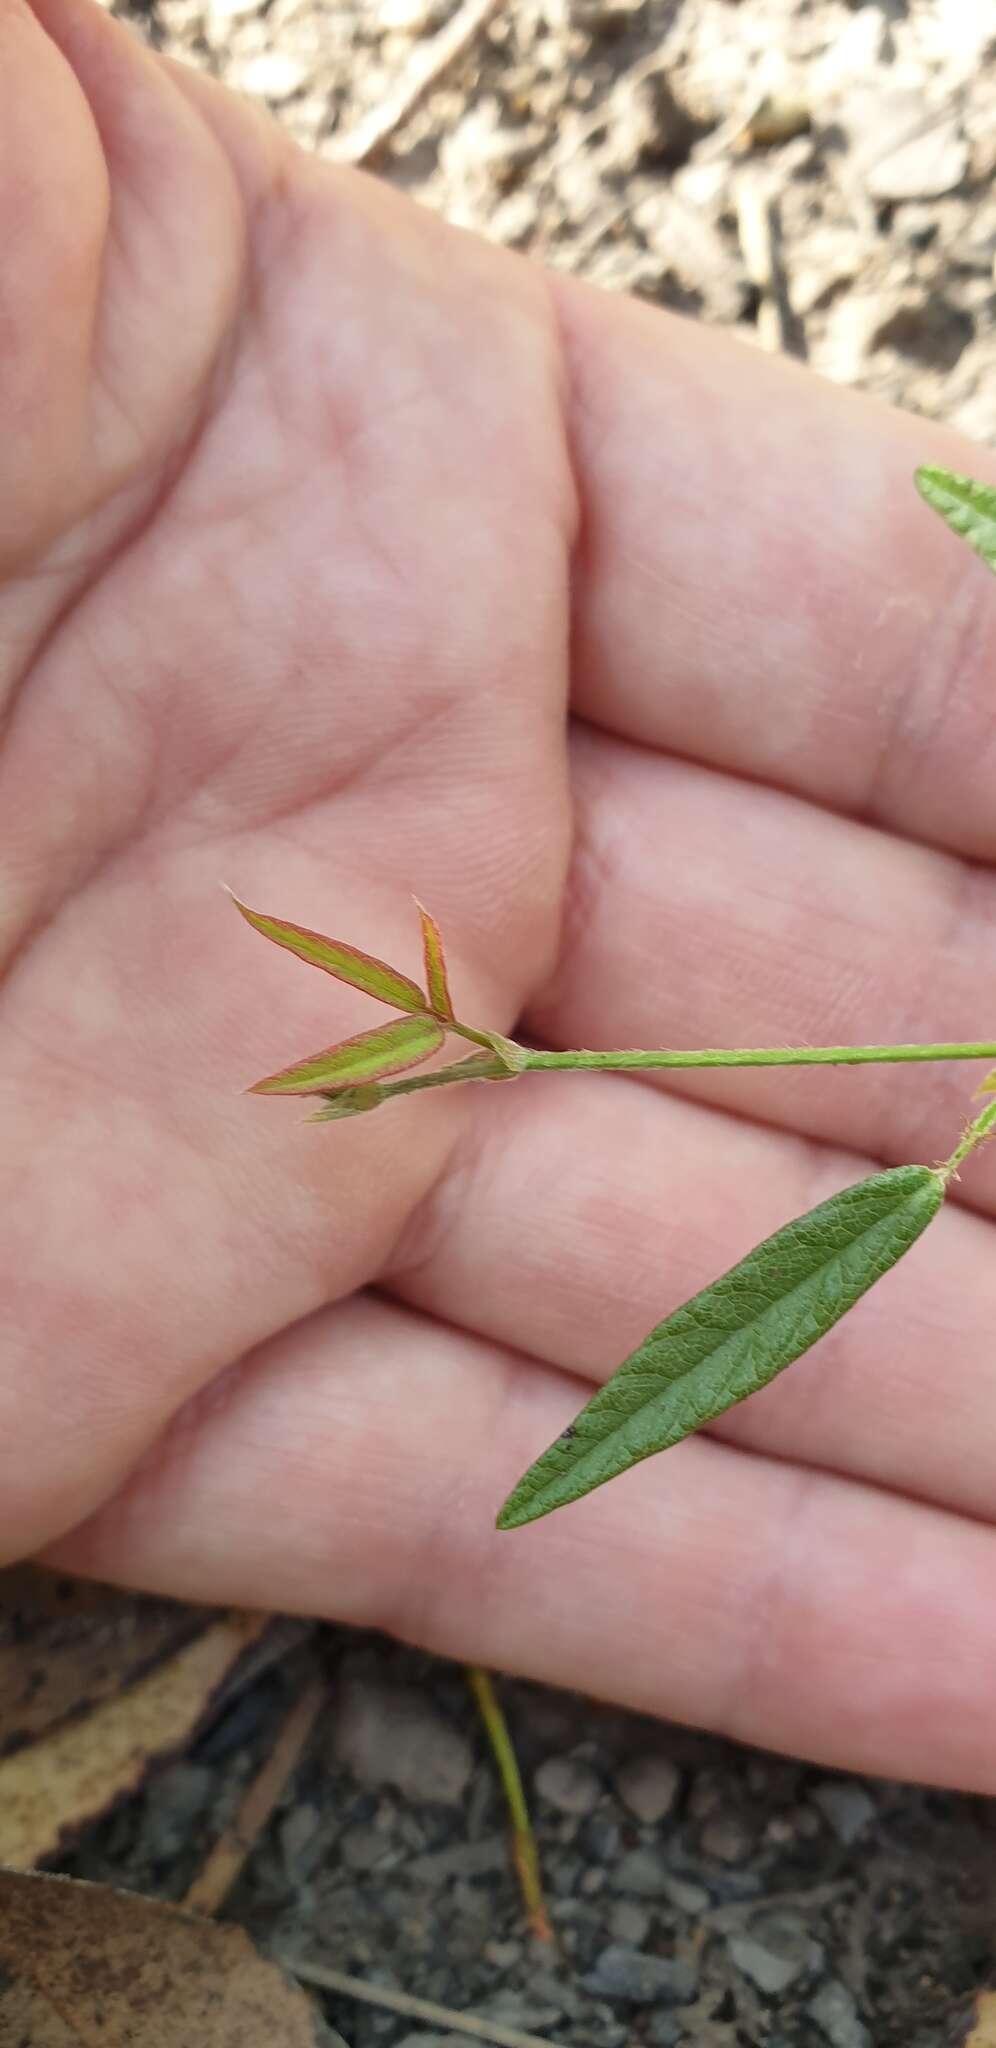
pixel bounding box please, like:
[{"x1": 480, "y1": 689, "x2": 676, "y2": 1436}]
[
  {"x1": 415, "y1": 899, "x2": 456, "y2": 1022},
  {"x1": 915, "y1": 465, "x2": 996, "y2": 575},
  {"x1": 229, "y1": 893, "x2": 427, "y2": 1012},
  {"x1": 497, "y1": 1164, "x2": 944, "y2": 1531},
  {"x1": 248, "y1": 1013, "x2": 445, "y2": 1095}
]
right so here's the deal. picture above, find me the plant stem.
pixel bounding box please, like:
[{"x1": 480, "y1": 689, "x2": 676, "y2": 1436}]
[
  {"x1": 466, "y1": 1666, "x2": 552, "y2": 1943},
  {"x1": 942, "y1": 1094, "x2": 996, "y2": 1179},
  {"x1": 311, "y1": 1038, "x2": 996, "y2": 1118},
  {"x1": 518, "y1": 1040, "x2": 996, "y2": 1075}
]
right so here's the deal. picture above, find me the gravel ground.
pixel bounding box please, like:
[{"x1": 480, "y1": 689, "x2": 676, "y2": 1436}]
[
  {"x1": 64, "y1": 1627, "x2": 996, "y2": 2046},
  {"x1": 68, "y1": 2, "x2": 996, "y2": 2043}
]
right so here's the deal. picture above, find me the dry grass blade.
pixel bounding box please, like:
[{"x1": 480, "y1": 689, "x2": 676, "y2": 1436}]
[
  {"x1": 465, "y1": 1667, "x2": 551, "y2": 1942},
  {"x1": 0, "y1": 1869, "x2": 325, "y2": 2046},
  {"x1": 0, "y1": 1609, "x2": 268, "y2": 1868},
  {"x1": 183, "y1": 1673, "x2": 326, "y2": 1914},
  {"x1": 283, "y1": 1957, "x2": 560, "y2": 2048},
  {"x1": 329, "y1": 0, "x2": 505, "y2": 165},
  {"x1": 734, "y1": 168, "x2": 807, "y2": 357}
]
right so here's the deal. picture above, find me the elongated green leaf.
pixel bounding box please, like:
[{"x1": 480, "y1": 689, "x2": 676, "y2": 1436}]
[
  {"x1": 415, "y1": 899, "x2": 455, "y2": 1022},
  {"x1": 497, "y1": 1164, "x2": 944, "y2": 1531},
  {"x1": 249, "y1": 1013, "x2": 444, "y2": 1095},
  {"x1": 915, "y1": 465, "x2": 996, "y2": 575},
  {"x1": 229, "y1": 893, "x2": 426, "y2": 1012}
]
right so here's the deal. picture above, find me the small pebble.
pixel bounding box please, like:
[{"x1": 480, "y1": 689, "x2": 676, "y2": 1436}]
[
  {"x1": 339, "y1": 1822, "x2": 396, "y2": 1873},
  {"x1": 728, "y1": 1914, "x2": 823, "y2": 1997},
  {"x1": 609, "y1": 1899, "x2": 653, "y2": 1945},
  {"x1": 647, "y1": 2019, "x2": 685, "y2": 2048},
  {"x1": 534, "y1": 1753, "x2": 603, "y2": 1816},
  {"x1": 807, "y1": 1979, "x2": 871, "y2": 2048},
  {"x1": 332, "y1": 1665, "x2": 473, "y2": 1807},
  {"x1": 660, "y1": 1873, "x2": 710, "y2": 1917},
  {"x1": 141, "y1": 1763, "x2": 213, "y2": 1861},
  {"x1": 614, "y1": 1847, "x2": 672, "y2": 1897},
  {"x1": 699, "y1": 1813, "x2": 755, "y2": 1864},
  {"x1": 809, "y1": 1779, "x2": 877, "y2": 1846},
  {"x1": 615, "y1": 1754, "x2": 681, "y2": 1825},
  {"x1": 583, "y1": 1944, "x2": 699, "y2": 2006}
]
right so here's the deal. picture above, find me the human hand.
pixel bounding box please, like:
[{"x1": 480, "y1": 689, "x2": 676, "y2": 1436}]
[{"x1": 7, "y1": 0, "x2": 996, "y2": 1789}]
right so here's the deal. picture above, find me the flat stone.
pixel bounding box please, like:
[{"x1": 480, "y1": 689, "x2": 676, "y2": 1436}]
[
  {"x1": 582, "y1": 1944, "x2": 699, "y2": 2006},
  {"x1": 534, "y1": 1754, "x2": 603, "y2": 1816},
  {"x1": 660, "y1": 1874, "x2": 710, "y2": 1917},
  {"x1": 609, "y1": 1899, "x2": 653, "y2": 1946},
  {"x1": 699, "y1": 1813, "x2": 755, "y2": 1864},
  {"x1": 807, "y1": 1979, "x2": 871, "y2": 2048},
  {"x1": 809, "y1": 1779, "x2": 877, "y2": 1845},
  {"x1": 331, "y1": 1666, "x2": 473, "y2": 1807},
  {"x1": 614, "y1": 1755, "x2": 681, "y2": 1826},
  {"x1": 730, "y1": 1936, "x2": 802, "y2": 1997},
  {"x1": 843, "y1": 87, "x2": 968, "y2": 201},
  {"x1": 614, "y1": 1846, "x2": 672, "y2": 1897},
  {"x1": 728, "y1": 1914, "x2": 823, "y2": 1997},
  {"x1": 339, "y1": 1822, "x2": 397, "y2": 1872}
]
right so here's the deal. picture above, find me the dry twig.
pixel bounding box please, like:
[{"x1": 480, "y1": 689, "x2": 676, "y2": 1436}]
[
  {"x1": 329, "y1": 0, "x2": 505, "y2": 167},
  {"x1": 734, "y1": 168, "x2": 807, "y2": 357},
  {"x1": 183, "y1": 1675, "x2": 325, "y2": 1915},
  {"x1": 283, "y1": 1957, "x2": 559, "y2": 2048}
]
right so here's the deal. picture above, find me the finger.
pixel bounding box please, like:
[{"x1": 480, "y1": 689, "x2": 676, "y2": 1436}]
[
  {"x1": 524, "y1": 724, "x2": 996, "y2": 1209},
  {"x1": 557, "y1": 277, "x2": 996, "y2": 860},
  {"x1": 0, "y1": 0, "x2": 104, "y2": 576},
  {"x1": 47, "y1": 1290, "x2": 996, "y2": 1791},
  {"x1": 388, "y1": 1068, "x2": 996, "y2": 1525},
  {"x1": 26, "y1": 0, "x2": 244, "y2": 488}
]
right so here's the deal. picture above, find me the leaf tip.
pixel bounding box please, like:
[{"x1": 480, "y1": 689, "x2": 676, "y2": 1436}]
[{"x1": 495, "y1": 1488, "x2": 540, "y2": 1533}]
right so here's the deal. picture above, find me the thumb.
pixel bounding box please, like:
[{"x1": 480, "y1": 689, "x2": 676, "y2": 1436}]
[
  {"x1": 1, "y1": 0, "x2": 245, "y2": 576},
  {"x1": 0, "y1": 0, "x2": 104, "y2": 572}
]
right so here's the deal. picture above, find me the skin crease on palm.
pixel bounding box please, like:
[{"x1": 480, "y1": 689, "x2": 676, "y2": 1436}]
[{"x1": 8, "y1": 0, "x2": 996, "y2": 1795}]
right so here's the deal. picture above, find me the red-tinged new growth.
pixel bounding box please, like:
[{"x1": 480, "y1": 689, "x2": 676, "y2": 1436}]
[
  {"x1": 415, "y1": 899, "x2": 455, "y2": 1023},
  {"x1": 248, "y1": 1013, "x2": 446, "y2": 1095},
  {"x1": 227, "y1": 891, "x2": 427, "y2": 1013},
  {"x1": 232, "y1": 888, "x2": 528, "y2": 1106}
]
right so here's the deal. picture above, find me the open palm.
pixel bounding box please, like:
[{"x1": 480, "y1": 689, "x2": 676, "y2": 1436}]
[{"x1": 8, "y1": 0, "x2": 996, "y2": 1790}]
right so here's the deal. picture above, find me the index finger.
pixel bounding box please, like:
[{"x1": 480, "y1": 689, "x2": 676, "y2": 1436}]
[{"x1": 558, "y1": 279, "x2": 996, "y2": 861}]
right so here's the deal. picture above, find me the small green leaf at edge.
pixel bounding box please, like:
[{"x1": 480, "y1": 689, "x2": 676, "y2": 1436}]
[
  {"x1": 414, "y1": 899, "x2": 456, "y2": 1022},
  {"x1": 249, "y1": 1013, "x2": 445, "y2": 1095},
  {"x1": 497, "y1": 1163, "x2": 945, "y2": 1531},
  {"x1": 915, "y1": 465, "x2": 996, "y2": 576},
  {"x1": 228, "y1": 892, "x2": 427, "y2": 1012}
]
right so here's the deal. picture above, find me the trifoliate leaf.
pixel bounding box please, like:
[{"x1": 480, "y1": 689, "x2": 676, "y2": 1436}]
[
  {"x1": 248, "y1": 1013, "x2": 444, "y2": 1095},
  {"x1": 497, "y1": 1164, "x2": 944, "y2": 1530},
  {"x1": 229, "y1": 893, "x2": 426, "y2": 1012},
  {"x1": 915, "y1": 465, "x2": 996, "y2": 575}
]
